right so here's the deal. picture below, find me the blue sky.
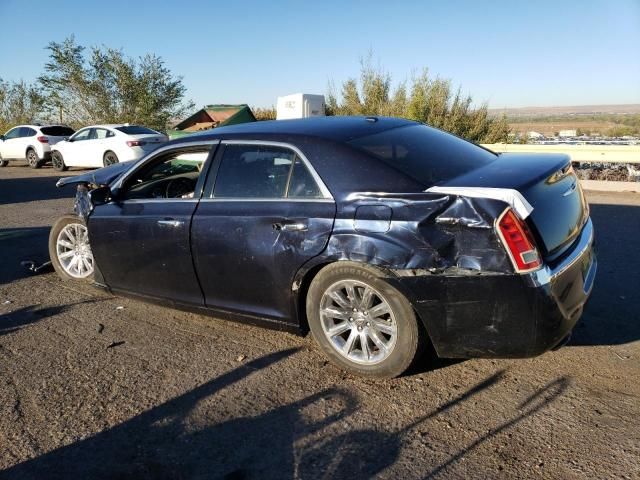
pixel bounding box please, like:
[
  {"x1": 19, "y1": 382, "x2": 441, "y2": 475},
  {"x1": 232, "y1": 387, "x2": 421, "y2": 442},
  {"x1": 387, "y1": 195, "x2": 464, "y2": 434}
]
[{"x1": 1, "y1": 0, "x2": 638, "y2": 109}]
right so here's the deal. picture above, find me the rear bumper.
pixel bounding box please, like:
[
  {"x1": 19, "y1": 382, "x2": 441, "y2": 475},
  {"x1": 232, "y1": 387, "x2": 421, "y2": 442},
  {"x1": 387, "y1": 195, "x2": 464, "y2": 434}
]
[{"x1": 389, "y1": 218, "x2": 596, "y2": 358}]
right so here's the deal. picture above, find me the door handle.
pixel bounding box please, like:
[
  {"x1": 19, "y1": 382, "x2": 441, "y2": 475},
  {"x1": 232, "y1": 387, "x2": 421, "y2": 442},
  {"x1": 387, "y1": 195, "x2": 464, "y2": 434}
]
[
  {"x1": 157, "y1": 219, "x2": 184, "y2": 228},
  {"x1": 272, "y1": 222, "x2": 308, "y2": 232}
]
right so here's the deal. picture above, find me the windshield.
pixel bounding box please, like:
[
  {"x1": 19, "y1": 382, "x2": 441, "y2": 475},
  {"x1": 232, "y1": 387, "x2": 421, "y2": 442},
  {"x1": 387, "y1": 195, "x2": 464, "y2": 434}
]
[
  {"x1": 348, "y1": 124, "x2": 497, "y2": 186},
  {"x1": 115, "y1": 125, "x2": 158, "y2": 135}
]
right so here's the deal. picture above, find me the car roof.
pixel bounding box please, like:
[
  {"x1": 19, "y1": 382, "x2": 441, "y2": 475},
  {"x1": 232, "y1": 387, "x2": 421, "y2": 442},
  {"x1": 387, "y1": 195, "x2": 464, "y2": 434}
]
[{"x1": 183, "y1": 116, "x2": 418, "y2": 143}]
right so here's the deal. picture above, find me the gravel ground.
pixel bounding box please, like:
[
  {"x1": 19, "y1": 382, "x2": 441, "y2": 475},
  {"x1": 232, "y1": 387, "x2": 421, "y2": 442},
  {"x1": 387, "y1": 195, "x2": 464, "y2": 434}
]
[{"x1": 0, "y1": 164, "x2": 638, "y2": 479}]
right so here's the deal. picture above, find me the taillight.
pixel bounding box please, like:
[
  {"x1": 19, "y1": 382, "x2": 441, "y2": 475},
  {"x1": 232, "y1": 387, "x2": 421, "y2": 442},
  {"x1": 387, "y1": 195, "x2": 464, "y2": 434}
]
[
  {"x1": 36, "y1": 136, "x2": 48, "y2": 143},
  {"x1": 126, "y1": 140, "x2": 146, "y2": 147},
  {"x1": 497, "y1": 208, "x2": 542, "y2": 272}
]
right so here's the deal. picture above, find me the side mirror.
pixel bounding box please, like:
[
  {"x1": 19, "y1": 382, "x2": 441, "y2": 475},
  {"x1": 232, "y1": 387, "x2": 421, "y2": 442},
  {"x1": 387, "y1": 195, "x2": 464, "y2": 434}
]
[
  {"x1": 88, "y1": 186, "x2": 112, "y2": 206},
  {"x1": 67, "y1": 137, "x2": 74, "y2": 142}
]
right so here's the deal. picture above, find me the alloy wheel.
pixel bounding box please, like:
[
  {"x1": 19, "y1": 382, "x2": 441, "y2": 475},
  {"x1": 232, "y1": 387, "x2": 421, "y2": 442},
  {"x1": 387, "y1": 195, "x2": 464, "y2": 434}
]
[
  {"x1": 27, "y1": 150, "x2": 38, "y2": 167},
  {"x1": 56, "y1": 223, "x2": 94, "y2": 279},
  {"x1": 319, "y1": 279, "x2": 398, "y2": 365}
]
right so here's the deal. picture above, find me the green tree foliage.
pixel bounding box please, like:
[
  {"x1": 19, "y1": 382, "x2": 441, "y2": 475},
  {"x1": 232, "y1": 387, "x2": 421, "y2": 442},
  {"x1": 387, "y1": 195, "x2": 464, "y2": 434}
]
[
  {"x1": 327, "y1": 58, "x2": 510, "y2": 143},
  {"x1": 0, "y1": 78, "x2": 45, "y2": 133},
  {"x1": 38, "y1": 36, "x2": 193, "y2": 131}
]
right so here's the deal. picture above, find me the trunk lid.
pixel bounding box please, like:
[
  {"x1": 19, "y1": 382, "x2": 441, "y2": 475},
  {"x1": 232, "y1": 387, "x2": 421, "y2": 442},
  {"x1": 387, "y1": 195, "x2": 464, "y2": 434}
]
[{"x1": 439, "y1": 153, "x2": 588, "y2": 257}]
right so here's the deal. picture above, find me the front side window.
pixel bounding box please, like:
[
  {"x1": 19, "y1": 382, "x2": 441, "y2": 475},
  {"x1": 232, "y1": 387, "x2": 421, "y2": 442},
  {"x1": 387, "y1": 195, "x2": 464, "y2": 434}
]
[
  {"x1": 213, "y1": 144, "x2": 323, "y2": 199},
  {"x1": 3, "y1": 128, "x2": 21, "y2": 140},
  {"x1": 121, "y1": 147, "x2": 211, "y2": 200},
  {"x1": 71, "y1": 129, "x2": 92, "y2": 141}
]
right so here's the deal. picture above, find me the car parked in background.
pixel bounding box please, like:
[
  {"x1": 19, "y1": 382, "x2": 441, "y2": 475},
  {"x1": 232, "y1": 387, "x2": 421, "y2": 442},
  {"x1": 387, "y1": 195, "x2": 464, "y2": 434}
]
[
  {"x1": 50, "y1": 116, "x2": 596, "y2": 378},
  {"x1": 51, "y1": 124, "x2": 168, "y2": 171},
  {"x1": 0, "y1": 124, "x2": 75, "y2": 168}
]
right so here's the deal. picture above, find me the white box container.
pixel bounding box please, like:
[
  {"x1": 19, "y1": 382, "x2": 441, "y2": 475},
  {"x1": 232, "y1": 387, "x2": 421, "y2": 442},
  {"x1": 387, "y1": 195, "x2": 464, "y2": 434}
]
[{"x1": 276, "y1": 93, "x2": 325, "y2": 120}]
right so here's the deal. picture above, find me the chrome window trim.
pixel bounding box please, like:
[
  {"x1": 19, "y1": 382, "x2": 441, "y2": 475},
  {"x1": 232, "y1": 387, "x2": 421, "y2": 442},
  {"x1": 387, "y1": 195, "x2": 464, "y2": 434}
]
[
  {"x1": 199, "y1": 197, "x2": 334, "y2": 203},
  {"x1": 111, "y1": 139, "x2": 220, "y2": 191},
  {"x1": 218, "y1": 140, "x2": 334, "y2": 200}
]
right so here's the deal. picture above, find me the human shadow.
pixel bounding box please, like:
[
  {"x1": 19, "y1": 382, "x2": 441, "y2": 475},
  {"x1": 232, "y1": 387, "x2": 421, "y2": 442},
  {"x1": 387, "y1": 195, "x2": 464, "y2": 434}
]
[
  {"x1": 571, "y1": 203, "x2": 640, "y2": 346},
  {"x1": 0, "y1": 227, "x2": 52, "y2": 287}
]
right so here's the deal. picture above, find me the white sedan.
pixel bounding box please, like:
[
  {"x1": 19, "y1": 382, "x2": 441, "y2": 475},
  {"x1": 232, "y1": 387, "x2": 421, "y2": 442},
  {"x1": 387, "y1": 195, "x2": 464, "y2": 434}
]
[{"x1": 51, "y1": 124, "x2": 168, "y2": 170}]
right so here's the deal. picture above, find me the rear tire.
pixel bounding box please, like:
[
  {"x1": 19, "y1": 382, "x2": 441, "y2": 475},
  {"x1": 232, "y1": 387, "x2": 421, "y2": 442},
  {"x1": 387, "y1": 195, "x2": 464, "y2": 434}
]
[
  {"x1": 103, "y1": 151, "x2": 119, "y2": 167},
  {"x1": 306, "y1": 262, "x2": 422, "y2": 378},
  {"x1": 49, "y1": 215, "x2": 95, "y2": 282},
  {"x1": 51, "y1": 151, "x2": 68, "y2": 171},
  {"x1": 27, "y1": 148, "x2": 43, "y2": 169}
]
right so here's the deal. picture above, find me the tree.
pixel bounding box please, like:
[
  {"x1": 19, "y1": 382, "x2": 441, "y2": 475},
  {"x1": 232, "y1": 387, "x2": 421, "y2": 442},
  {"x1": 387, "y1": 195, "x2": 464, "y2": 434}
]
[
  {"x1": 0, "y1": 78, "x2": 45, "y2": 133},
  {"x1": 328, "y1": 58, "x2": 510, "y2": 143},
  {"x1": 38, "y1": 36, "x2": 193, "y2": 131}
]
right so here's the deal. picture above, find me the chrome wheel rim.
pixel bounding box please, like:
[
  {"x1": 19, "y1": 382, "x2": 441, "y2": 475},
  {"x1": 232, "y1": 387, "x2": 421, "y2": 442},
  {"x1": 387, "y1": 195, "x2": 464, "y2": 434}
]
[
  {"x1": 319, "y1": 279, "x2": 397, "y2": 365},
  {"x1": 27, "y1": 151, "x2": 38, "y2": 166},
  {"x1": 56, "y1": 223, "x2": 94, "y2": 278},
  {"x1": 104, "y1": 154, "x2": 117, "y2": 166}
]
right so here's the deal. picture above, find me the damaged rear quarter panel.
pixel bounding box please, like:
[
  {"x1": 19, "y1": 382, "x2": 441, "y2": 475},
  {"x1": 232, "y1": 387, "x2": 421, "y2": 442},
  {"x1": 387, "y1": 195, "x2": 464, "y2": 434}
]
[{"x1": 318, "y1": 192, "x2": 513, "y2": 273}]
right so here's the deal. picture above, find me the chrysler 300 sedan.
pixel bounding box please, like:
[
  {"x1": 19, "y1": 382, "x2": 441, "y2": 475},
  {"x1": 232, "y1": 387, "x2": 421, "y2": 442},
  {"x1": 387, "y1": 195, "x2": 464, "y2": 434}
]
[{"x1": 49, "y1": 116, "x2": 596, "y2": 378}]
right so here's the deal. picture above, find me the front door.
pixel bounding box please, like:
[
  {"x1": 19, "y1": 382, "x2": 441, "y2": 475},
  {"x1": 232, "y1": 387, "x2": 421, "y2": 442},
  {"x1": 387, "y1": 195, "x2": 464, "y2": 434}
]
[
  {"x1": 191, "y1": 142, "x2": 336, "y2": 324},
  {"x1": 88, "y1": 142, "x2": 218, "y2": 304},
  {"x1": 64, "y1": 128, "x2": 94, "y2": 166}
]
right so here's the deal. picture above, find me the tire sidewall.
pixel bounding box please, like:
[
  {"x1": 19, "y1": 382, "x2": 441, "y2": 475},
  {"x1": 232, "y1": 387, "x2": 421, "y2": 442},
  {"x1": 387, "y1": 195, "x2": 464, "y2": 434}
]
[
  {"x1": 27, "y1": 149, "x2": 41, "y2": 169},
  {"x1": 48, "y1": 214, "x2": 95, "y2": 282},
  {"x1": 306, "y1": 262, "x2": 420, "y2": 378},
  {"x1": 51, "y1": 151, "x2": 66, "y2": 171},
  {"x1": 103, "y1": 151, "x2": 118, "y2": 167}
]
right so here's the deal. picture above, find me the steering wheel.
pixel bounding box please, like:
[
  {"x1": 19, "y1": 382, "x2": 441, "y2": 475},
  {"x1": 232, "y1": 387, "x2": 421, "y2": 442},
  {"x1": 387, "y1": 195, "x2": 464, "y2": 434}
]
[{"x1": 165, "y1": 177, "x2": 195, "y2": 198}]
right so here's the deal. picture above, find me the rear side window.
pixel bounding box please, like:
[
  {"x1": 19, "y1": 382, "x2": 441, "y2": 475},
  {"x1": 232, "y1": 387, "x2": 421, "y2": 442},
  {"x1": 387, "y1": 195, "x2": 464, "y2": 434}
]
[
  {"x1": 40, "y1": 126, "x2": 75, "y2": 136},
  {"x1": 348, "y1": 125, "x2": 496, "y2": 186},
  {"x1": 214, "y1": 145, "x2": 296, "y2": 198},
  {"x1": 115, "y1": 125, "x2": 157, "y2": 135},
  {"x1": 288, "y1": 157, "x2": 322, "y2": 198},
  {"x1": 20, "y1": 127, "x2": 36, "y2": 137}
]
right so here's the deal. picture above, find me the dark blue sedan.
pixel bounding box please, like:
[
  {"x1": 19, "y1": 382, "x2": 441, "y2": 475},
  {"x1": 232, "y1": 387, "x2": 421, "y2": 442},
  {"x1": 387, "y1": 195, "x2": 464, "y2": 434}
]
[{"x1": 50, "y1": 116, "x2": 596, "y2": 378}]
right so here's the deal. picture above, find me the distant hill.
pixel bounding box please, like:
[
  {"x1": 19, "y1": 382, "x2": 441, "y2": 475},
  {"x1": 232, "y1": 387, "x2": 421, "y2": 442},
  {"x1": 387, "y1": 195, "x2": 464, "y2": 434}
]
[{"x1": 489, "y1": 104, "x2": 640, "y2": 118}]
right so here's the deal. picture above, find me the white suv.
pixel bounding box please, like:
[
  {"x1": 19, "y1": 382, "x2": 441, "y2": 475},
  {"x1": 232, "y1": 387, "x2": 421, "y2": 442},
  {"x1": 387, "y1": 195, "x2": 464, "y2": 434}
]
[{"x1": 0, "y1": 124, "x2": 75, "y2": 168}]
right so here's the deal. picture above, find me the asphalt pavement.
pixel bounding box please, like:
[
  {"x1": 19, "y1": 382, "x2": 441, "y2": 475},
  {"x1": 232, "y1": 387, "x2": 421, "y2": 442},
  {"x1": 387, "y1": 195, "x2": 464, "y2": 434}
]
[{"x1": 0, "y1": 164, "x2": 638, "y2": 479}]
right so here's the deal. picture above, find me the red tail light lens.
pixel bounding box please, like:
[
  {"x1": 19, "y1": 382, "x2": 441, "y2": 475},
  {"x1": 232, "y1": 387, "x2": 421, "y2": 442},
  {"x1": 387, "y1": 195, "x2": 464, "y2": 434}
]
[
  {"x1": 36, "y1": 136, "x2": 48, "y2": 143},
  {"x1": 126, "y1": 140, "x2": 146, "y2": 147},
  {"x1": 497, "y1": 209, "x2": 542, "y2": 272}
]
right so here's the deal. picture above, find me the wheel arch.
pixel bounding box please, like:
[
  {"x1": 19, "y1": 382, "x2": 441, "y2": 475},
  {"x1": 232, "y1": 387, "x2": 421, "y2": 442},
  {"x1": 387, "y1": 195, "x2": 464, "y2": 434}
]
[{"x1": 293, "y1": 258, "x2": 435, "y2": 352}]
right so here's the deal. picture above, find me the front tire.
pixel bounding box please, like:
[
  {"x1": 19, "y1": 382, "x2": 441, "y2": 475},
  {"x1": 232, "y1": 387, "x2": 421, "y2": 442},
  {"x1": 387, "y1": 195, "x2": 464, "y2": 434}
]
[
  {"x1": 49, "y1": 215, "x2": 95, "y2": 282},
  {"x1": 27, "y1": 148, "x2": 43, "y2": 169},
  {"x1": 306, "y1": 262, "x2": 422, "y2": 378},
  {"x1": 103, "y1": 151, "x2": 119, "y2": 167},
  {"x1": 51, "y1": 151, "x2": 68, "y2": 171}
]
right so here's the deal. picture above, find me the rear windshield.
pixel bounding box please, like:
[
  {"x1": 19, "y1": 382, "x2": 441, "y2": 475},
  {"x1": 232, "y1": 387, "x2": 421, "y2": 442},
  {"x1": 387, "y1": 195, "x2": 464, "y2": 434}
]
[
  {"x1": 115, "y1": 125, "x2": 158, "y2": 135},
  {"x1": 348, "y1": 125, "x2": 497, "y2": 186},
  {"x1": 40, "y1": 126, "x2": 75, "y2": 136}
]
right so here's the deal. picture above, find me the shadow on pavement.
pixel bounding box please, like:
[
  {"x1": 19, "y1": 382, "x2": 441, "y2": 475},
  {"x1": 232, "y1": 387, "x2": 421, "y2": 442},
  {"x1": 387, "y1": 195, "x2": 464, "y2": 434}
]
[
  {"x1": 0, "y1": 175, "x2": 75, "y2": 205},
  {"x1": 1, "y1": 357, "x2": 570, "y2": 479},
  {"x1": 0, "y1": 227, "x2": 52, "y2": 287},
  {"x1": 0, "y1": 299, "x2": 107, "y2": 337},
  {"x1": 571, "y1": 202, "x2": 640, "y2": 346}
]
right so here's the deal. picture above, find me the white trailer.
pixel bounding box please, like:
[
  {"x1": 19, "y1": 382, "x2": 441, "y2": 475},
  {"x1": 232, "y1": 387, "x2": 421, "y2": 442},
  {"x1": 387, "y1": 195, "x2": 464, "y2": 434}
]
[{"x1": 276, "y1": 93, "x2": 325, "y2": 120}]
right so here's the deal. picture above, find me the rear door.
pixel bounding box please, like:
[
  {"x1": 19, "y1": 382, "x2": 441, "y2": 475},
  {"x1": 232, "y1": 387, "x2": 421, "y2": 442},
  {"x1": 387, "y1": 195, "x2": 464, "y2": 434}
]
[
  {"x1": 88, "y1": 141, "x2": 218, "y2": 304},
  {"x1": 191, "y1": 141, "x2": 336, "y2": 324}
]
